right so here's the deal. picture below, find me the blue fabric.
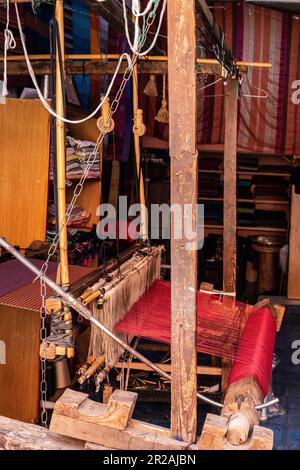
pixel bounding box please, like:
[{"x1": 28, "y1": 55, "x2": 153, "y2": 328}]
[{"x1": 71, "y1": 0, "x2": 91, "y2": 111}]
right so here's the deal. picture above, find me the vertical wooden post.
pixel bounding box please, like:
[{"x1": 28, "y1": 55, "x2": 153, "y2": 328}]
[
  {"x1": 55, "y1": 0, "x2": 69, "y2": 287},
  {"x1": 223, "y1": 76, "x2": 238, "y2": 294},
  {"x1": 222, "y1": 76, "x2": 238, "y2": 392},
  {"x1": 288, "y1": 188, "x2": 300, "y2": 299},
  {"x1": 132, "y1": 63, "x2": 148, "y2": 240},
  {"x1": 168, "y1": 0, "x2": 198, "y2": 443}
]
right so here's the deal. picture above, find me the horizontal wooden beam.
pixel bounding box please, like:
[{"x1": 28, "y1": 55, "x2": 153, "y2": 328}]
[
  {"x1": 0, "y1": 59, "x2": 227, "y2": 76},
  {"x1": 114, "y1": 362, "x2": 222, "y2": 376},
  {"x1": 0, "y1": 415, "x2": 85, "y2": 450}
]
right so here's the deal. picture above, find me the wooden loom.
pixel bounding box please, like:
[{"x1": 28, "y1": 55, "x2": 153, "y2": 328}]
[
  {"x1": 0, "y1": 0, "x2": 284, "y2": 451},
  {"x1": 0, "y1": 238, "x2": 285, "y2": 450}
]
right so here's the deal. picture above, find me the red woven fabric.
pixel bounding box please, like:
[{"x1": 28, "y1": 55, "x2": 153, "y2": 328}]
[
  {"x1": 115, "y1": 280, "x2": 276, "y2": 395},
  {"x1": 228, "y1": 307, "x2": 276, "y2": 395}
]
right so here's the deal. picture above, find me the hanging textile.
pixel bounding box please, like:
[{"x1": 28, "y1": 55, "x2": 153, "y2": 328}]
[{"x1": 197, "y1": 1, "x2": 300, "y2": 154}]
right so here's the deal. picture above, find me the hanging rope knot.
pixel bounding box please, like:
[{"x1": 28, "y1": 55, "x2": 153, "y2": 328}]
[{"x1": 4, "y1": 28, "x2": 16, "y2": 50}]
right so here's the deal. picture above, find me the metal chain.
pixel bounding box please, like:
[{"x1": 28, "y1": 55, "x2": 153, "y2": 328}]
[
  {"x1": 40, "y1": 275, "x2": 48, "y2": 426},
  {"x1": 37, "y1": 2, "x2": 162, "y2": 426}
]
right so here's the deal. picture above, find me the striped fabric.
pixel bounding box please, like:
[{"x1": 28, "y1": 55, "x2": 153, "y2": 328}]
[
  {"x1": 0, "y1": 264, "x2": 96, "y2": 311},
  {"x1": 197, "y1": 1, "x2": 300, "y2": 155}
]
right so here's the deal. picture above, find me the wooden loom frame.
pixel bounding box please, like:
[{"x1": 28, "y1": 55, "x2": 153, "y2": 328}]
[{"x1": 0, "y1": 0, "x2": 279, "y2": 450}]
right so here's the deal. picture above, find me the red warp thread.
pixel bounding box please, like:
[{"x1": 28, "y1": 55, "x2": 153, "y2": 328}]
[
  {"x1": 115, "y1": 280, "x2": 276, "y2": 395},
  {"x1": 229, "y1": 307, "x2": 276, "y2": 395}
]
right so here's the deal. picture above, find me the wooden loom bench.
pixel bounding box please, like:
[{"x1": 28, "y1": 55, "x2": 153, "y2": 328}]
[{"x1": 0, "y1": 385, "x2": 276, "y2": 450}]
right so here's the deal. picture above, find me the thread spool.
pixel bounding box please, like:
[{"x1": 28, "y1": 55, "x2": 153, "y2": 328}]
[{"x1": 54, "y1": 356, "x2": 71, "y2": 389}]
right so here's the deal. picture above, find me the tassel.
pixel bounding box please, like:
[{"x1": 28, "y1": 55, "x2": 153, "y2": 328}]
[
  {"x1": 143, "y1": 74, "x2": 158, "y2": 97},
  {"x1": 155, "y1": 75, "x2": 169, "y2": 124}
]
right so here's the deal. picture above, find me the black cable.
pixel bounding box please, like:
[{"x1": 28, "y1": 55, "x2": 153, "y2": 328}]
[
  {"x1": 49, "y1": 18, "x2": 59, "y2": 259},
  {"x1": 49, "y1": 17, "x2": 68, "y2": 262}
]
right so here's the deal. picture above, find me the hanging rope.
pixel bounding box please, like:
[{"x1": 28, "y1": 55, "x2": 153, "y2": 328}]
[
  {"x1": 122, "y1": 0, "x2": 167, "y2": 57},
  {"x1": 1, "y1": 0, "x2": 16, "y2": 100},
  {"x1": 14, "y1": 3, "x2": 132, "y2": 124}
]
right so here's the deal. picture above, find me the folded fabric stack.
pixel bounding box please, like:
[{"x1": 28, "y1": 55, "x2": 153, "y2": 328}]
[
  {"x1": 198, "y1": 156, "x2": 223, "y2": 171},
  {"x1": 237, "y1": 203, "x2": 255, "y2": 226},
  {"x1": 254, "y1": 209, "x2": 287, "y2": 228},
  {"x1": 49, "y1": 136, "x2": 100, "y2": 180},
  {"x1": 237, "y1": 178, "x2": 253, "y2": 199},
  {"x1": 238, "y1": 155, "x2": 258, "y2": 171},
  {"x1": 48, "y1": 202, "x2": 91, "y2": 229},
  {"x1": 204, "y1": 201, "x2": 223, "y2": 225},
  {"x1": 251, "y1": 176, "x2": 288, "y2": 199},
  {"x1": 199, "y1": 175, "x2": 221, "y2": 197}
]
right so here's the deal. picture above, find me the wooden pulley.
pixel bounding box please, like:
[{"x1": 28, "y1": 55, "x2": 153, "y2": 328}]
[
  {"x1": 132, "y1": 108, "x2": 146, "y2": 137},
  {"x1": 97, "y1": 96, "x2": 115, "y2": 134}
]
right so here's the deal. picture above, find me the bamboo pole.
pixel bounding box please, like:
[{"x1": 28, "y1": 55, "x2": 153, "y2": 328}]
[
  {"x1": 54, "y1": 0, "x2": 73, "y2": 359},
  {"x1": 132, "y1": 62, "x2": 148, "y2": 241},
  {"x1": 55, "y1": 0, "x2": 69, "y2": 288}
]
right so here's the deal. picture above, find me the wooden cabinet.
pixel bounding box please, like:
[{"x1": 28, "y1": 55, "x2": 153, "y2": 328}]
[{"x1": 0, "y1": 99, "x2": 50, "y2": 248}]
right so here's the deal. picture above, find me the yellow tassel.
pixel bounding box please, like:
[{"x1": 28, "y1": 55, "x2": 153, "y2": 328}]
[
  {"x1": 154, "y1": 100, "x2": 169, "y2": 123},
  {"x1": 154, "y1": 74, "x2": 169, "y2": 124},
  {"x1": 143, "y1": 74, "x2": 158, "y2": 97}
]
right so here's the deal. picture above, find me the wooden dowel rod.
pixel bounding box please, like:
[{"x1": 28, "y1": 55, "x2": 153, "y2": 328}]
[
  {"x1": 0, "y1": 54, "x2": 272, "y2": 68},
  {"x1": 114, "y1": 362, "x2": 222, "y2": 376},
  {"x1": 82, "y1": 290, "x2": 101, "y2": 306},
  {"x1": 132, "y1": 62, "x2": 148, "y2": 241}
]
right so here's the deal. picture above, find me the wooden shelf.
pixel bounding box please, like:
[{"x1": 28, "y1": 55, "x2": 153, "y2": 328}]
[
  {"x1": 199, "y1": 169, "x2": 291, "y2": 177},
  {"x1": 203, "y1": 224, "x2": 287, "y2": 237},
  {"x1": 199, "y1": 197, "x2": 290, "y2": 205},
  {"x1": 49, "y1": 176, "x2": 101, "y2": 182}
]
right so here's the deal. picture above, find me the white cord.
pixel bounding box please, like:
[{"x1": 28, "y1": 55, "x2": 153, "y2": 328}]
[
  {"x1": 239, "y1": 75, "x2": 268, "y2": 99},
  {"x1": 14, "y1": 4, "x2": 133, "y2": 124},
  {"x1": 199, "y1": 289, "x2": 236, "y2": 297},
  {"x1": 2, "y1": 0, "x2": 16, "y2": 98},
  {"x1": 122, "y1": 0, "x2": 167, "y2": 57},
  {"x1": 198, "y1": 76, "x2": 223, "y2": 91},
  {"x1": 132, "y1": 0, "x2": 156, "y2": 17}
]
